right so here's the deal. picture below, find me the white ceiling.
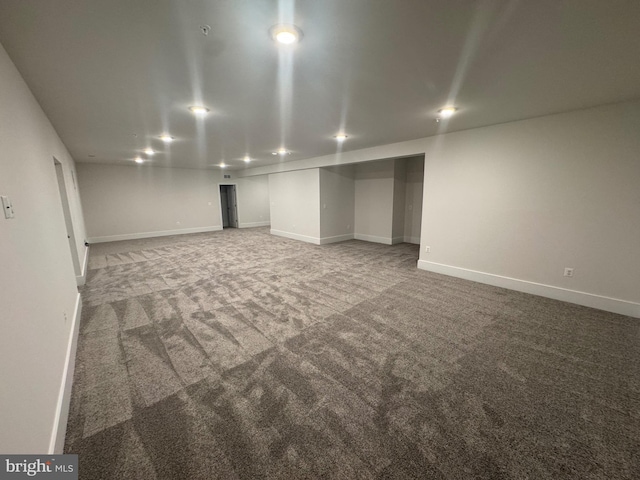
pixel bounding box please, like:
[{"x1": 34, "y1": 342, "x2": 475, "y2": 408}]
[{"x1": 0, "y1": 0, "x2": 639, "y2": 170}]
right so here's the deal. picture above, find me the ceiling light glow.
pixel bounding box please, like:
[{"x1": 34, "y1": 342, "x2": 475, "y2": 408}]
[
  {"x1": 334, "y1": 134, "x2": 348, "y2": 141},
  {"x1": 270, "y1": 24, "x2": 302, "y2": 45},
  {"x1": 189, "y1": 105, "x2": 210, "y2": 116},
  {"x1": 134, "y1": 157, "x2": 144, "y2": 164},
  {"x1": 438, "y1": 107, "x2": 457, "y2": 118},
  {"x1": 159, "y1": 134, "x2": 174, "y2": 143},
  {"x1": 220, "y1": 162, "x2": 226, "y2": 168},
  {"x1": 144, "y1": 148, "x2": 155, "y2": 155},
  {"x1": 244, "y1": 156, "x2": 251, "y2": 163},
  {"x1": 275, "y1": 148, "x2": 290, "y2": 155},
  {"x1": 277, "y1": 31, "x2": 296, "y2": 44}
]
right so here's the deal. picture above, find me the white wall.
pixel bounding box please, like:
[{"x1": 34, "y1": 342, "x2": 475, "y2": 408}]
[
  {"x1": 77, "y1": 163, "x2": 224, "y2": 242},
  {"x1": 419, "y1": 101, "x2": 640, "y2": 315},
  {"x1": 319, "y1": 167, "x2": 355, "y2": 243},
  {"x1": 235, "y1": 175, "x2": 270, "y2": 228},
  {"x1": 354, "y1": 160, "x2": 395, "y2": 244},
  {"x1": 241, "y1": 101, "x2": 640, "y2": 316},
  {"x1": 0, "y1": 42, "x2": 87, "y2": 453},
  {"x1": 392, "y1": 160, "x2": 406, "y2": 243},
  {"x1": 269, "y1": 169, "x2": 321, "y2": 244},
  {"x1": 404, "y1": 156, "x2": 424, "y2": 244}
]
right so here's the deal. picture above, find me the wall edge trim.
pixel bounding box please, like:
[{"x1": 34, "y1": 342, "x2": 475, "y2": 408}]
[
  {"x1": 417, "y1": 260, "x2": 640, "y2": 318},
  {"x1": 76, "y1": 245, "x2": 89, "y2": 286},
  {"x1": 49, "y1": 292, "x2": 82, "y2": 454},
  {"x1": 88, "y1": 226, "x2": 222, "y2": 243},
  {"x1": 319, "y1": 233, "x2": 354, "y2": 245},
  {"x1": 238, "y1": 221, "x2": 271, "y2": 228},
  {"x1": 270, "y1": 229, "x2": 321, "y2": 245},
  {"x1": 353, "y1": 233, "x2": 393, "y2": 245},
  {"x1": 403, "y1": 236, "x2": 421, "y2": 244}
]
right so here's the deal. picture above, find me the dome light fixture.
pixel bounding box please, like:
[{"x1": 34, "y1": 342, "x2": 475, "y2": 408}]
[
  {"x1": 243, "y1": 156, "x2": 251, "y2": 163},
  {"x1": 334, "y1": 134, "x2": 348, "y2": 141},
  {"x1": 189, "y1": 105, "x2": 210, "y2": 116},
  {"x1": 272, "y1": 148, "x2": 290, "y2": 155},
  {"x1": 134, "y1": 157, "x2": 144, "y2": 164},
  {"x1": 144, "y1": 148, "x2": 155, "y2": 156},
  {"x1": 159, "y1": 134, "x2": 174, "y2": 143},
  {"x1": 270, "y1": 24, "x2": 303, "y2": 45},
  {"x1": 438, "y1": 106, "x2": 457, "y2": 119},
  {"x1": 219, "y1": 162, "x2": 226, "y2": 168}
]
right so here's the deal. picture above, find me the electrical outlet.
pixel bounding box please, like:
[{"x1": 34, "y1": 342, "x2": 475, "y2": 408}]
[
  {"x1": 564, "y1": 267, "x2": 574, "y2": 277},
  {"x1": 425, "y1": 246, "x2": 431, "y2": 253}
]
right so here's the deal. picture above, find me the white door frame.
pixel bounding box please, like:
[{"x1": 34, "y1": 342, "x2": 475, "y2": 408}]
[{"x1": 53, "y1": 158, "x2": 81, "y2": 276}]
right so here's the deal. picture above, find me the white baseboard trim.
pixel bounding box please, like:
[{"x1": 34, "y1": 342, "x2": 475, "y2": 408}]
[
  {"x1": 49, "y1": 293, "x2": 82, "y2": 454},
  {"x1": 238, "y1": 221, "x2": 270, "y2": 228},
  {"x1": 417, "y1": 260, "x2": 640, "y2": 318},
  {"x1": 403, "y1": 236, "x2": 420, "y2": 245},
  {"x1": 353, "y1": 233, "x2": 393, "y2": 245},
  {"x1": 88, "y1": 226, "x2": 223, "y2": 243},
  {"x1": 270, "y1": 229, "x2": 321, "y2": 245},
  {"x1": 76, "y1": 245, "x2": 89, "y2": 286},
  {"x1": 319, "y1": 233, "x2": 354, "y2": 245},
  {"x1": 391, "y1": 236, "x2": 405, "y2": 245}
]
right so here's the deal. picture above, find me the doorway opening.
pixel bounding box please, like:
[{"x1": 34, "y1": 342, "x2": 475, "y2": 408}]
[
  {"x1": 219, "y1": 184, "x2": 238, "y2": 228},
  {"x1": 54, "y1": 158, "x2": 81, "y2": 276}
]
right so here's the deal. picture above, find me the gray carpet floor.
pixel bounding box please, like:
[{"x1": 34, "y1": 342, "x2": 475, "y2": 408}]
[{"x1": 65, "y1": 227, "x2": 640, "y2": 479}]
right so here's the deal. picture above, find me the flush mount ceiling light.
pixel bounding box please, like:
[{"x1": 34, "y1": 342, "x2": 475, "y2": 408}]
[
  {"x1": 438, "y1": 106, "x2": 457, "y2": 119},
  {"x1": 144, "y1": 148, "x2": 155, "y2": 156},
  {"x1": 270, "y1": 24, "x2": 303, "y2": 45},
  {"x1": 219, "y1": 162, "x2": 226, "y2": 168},
  {"x1": 243, "y1": 156, "x2": 251, "y2": 163},
  {"x1": 334, "y1": 134, "x2": 348, "y2": 141},
  {"x1": 159, "y1": 134, "x2": 174, "y2": 143},
  {"x1": 134, "y1": 157, "x2": 144, "y2": 164},
  {"x1": 272, "y1": 148, "x2": 290, "y2": 155},
  {"x1": 189, "y1": 105, "x2": 210, "y2": 116}
]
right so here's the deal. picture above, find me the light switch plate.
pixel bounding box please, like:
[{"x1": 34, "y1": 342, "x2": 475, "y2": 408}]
[{"x1": 1, "y1": 195, "x2": 14, "y2": 219}]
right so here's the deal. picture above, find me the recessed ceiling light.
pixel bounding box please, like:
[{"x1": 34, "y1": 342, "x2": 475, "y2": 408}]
[
  {"x1": 189, "y1": 105, "x2": 210, "y2": 116},
  {"x1": 134, "y1": 157, "x2": 144, "y2": 164},
  {"x1": 159, "y1": 134, "x2": 174, "y2": 143},
  {"x1": 334, "y1": 134, "x2": 348, "y2": 141},
  {"x1": 243, "y1": 156, "x2": 251, "y2": 163},
  {"x1": 438, "y1": 107, "x2": 457, "y2": 118},
  {"x1": 270, "y1": 24, "x2": 303, "y2": 45},
  {"x1": 144, "y1": 148, "x2": 155, "y2": 155}
]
